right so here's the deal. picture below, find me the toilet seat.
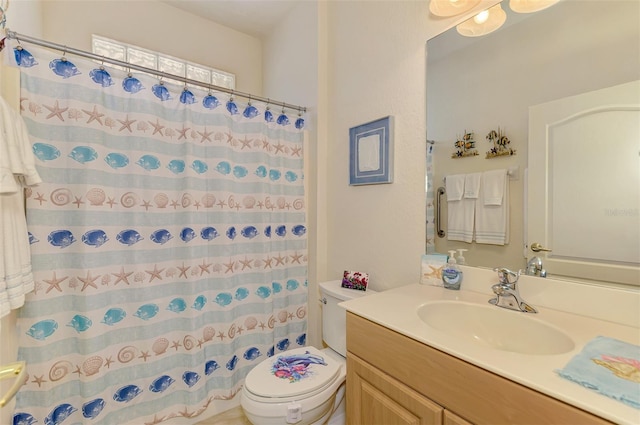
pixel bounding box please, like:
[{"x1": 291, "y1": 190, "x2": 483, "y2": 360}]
[{"x1": 243, "y1": 346, "x2": 342, "y2": 403}]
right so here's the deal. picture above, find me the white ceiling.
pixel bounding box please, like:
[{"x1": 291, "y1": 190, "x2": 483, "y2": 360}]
[{"x1": 161, "y1": 0, "x2": 299, "y2": 38}]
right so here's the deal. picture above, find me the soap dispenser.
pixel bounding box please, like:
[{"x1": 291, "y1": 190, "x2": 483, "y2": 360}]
[
  {"x1": 456, "y1": 249, "x2": 467, "y2": 265},
  {"x1": 443, "y1": 250, "x2": 462, "y2": 290}
]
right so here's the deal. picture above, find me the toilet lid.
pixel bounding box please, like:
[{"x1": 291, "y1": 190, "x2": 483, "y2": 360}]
[{"x1": 244, "y1": 346, "x2": 341, "y2": 399}]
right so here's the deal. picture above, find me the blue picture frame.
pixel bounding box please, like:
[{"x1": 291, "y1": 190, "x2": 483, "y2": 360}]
[{"x1": 349, "y1": 116, "x2": 393, "y2": 185}]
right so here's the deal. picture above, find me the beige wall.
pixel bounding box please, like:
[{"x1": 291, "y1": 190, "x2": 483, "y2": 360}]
[
  {"x1": 40, "y1": 0, "x2": 263, "y2": 96},
  {"x1": 323, "y1": 0, "x2": 474, "y2": 291}
]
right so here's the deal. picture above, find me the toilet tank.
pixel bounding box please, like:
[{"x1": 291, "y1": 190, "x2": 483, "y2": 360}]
[{"x1": 319, "y1": 280, "x2": 377, "y2": 357}]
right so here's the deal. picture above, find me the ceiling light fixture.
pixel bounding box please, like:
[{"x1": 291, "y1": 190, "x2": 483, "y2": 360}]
[
  {"x1": 429, "y1": 0, "x2": 481, "y2": 17},
  {"x1": 456, "y1": 3, "x2": 507, "y2": 37},
  {"x1": 509, "y1": 0, "x2": 560, "y2": 13}
]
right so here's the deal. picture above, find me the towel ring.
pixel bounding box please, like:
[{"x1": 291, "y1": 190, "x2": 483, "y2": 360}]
[{"x1": 0, "y1": 361, "x2": 26, "y2": 408}]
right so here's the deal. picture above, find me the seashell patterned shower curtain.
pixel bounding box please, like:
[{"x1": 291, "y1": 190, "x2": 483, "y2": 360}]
[{"x1": 5, "y1": 40, "x2": 307, "y2": 425}]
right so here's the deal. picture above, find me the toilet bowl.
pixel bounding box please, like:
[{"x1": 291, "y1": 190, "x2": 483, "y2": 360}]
[{"x1": 240, "y1": 280, "x2": 375, "y2": 425}]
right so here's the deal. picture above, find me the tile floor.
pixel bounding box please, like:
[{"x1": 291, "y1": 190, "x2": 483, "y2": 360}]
[{"x1": 195, "y1": 406, "x2": 251, "y2": 425}]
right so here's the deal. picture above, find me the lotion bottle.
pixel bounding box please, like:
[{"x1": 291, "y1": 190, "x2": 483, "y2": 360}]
[
  {"x1": 443, "y1": 250, "x2": 462, "y2": 290},
  {"x1": 456, "y1": 248, "x2": 467, "y2": 265}
]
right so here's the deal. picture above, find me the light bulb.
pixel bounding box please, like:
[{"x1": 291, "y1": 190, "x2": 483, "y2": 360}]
[
  {"x1": 474, "y1": 10, "x2": 489, "y2": 24},
  {"x1": 510, "y1": 0, "x2": 560, "y2": 13},
  {"x1": 456, "y1": 3, "x2": 506, "y2": 37},
  {"x1": 429, "y1": 0, "x2": 481, "y2": 17}
]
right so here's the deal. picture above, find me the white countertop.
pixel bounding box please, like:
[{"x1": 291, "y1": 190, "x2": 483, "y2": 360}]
[{"x1": 340, "y1": 279, "x2": 640, "y2": 425}]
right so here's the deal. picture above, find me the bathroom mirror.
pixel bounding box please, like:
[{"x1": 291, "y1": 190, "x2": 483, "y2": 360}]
[{"x1": 426, "y1": 0, "x2": 640, "y2": 286}]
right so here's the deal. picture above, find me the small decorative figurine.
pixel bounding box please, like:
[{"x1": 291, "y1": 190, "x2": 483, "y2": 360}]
[
  {"x1": 452, "y1": 130, "x2": 479, "y2": 158},
  {"x1": 486, "y1": 128, "x2": 516, "y2": 158}
]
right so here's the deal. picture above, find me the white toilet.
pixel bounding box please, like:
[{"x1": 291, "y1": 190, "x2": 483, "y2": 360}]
[{"x1": 240, "y1": 280, "x2": 376, "y2": 425}]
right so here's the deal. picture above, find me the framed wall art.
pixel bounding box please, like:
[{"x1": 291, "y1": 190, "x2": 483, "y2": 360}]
[{"x1": 349, "y1": 116, "x2": 393, "y2": 185}]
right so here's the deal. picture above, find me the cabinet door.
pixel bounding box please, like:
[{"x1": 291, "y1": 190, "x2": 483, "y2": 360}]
[
  {"x1": 444, "y1": 410, "x2": 473, "y2": 425},
  {"x1": 347, "y1": 353, "x2": 443, "y2": 425}
]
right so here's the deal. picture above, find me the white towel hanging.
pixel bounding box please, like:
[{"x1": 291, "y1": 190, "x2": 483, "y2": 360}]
[
  {"x1": 445, "y1": 174, "x2": 465, "y2": 201},
  {"x1": 446, "y1": 173, "x2": 474, "y2": 242},
  {"x1": 483, "y1": 169, "x2": 507, "y2": 205},
  {"x1": 475, "y1": 169, "x2": 509, "y2": 245},
  {"x1": 464, "y1": 172, "x2": 482, "y2": 199},
  {"x1": 0, "y1": 95, "x2": 42, "y2": 324}
]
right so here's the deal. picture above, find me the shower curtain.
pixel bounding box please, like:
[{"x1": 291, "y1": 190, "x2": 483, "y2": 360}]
[{"x1": 6, "y1": 40, "x2": 307, "y2": 425}]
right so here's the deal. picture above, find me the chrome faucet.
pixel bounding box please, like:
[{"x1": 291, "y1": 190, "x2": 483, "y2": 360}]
[
  {"x1": 525, "y1": 256, "x2": 547, "y2": 277},
  {"x1": 489, "y1": 268, "x2": 537, "y2": 313}
]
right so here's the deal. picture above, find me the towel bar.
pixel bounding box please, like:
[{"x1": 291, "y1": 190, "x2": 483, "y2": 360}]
[
  {"x1": 436, "y1": 186, "x2": 446, "y2": 238},
  {"x1": 443, "y1": 165, "x2": 519, "y2": 182},
  {"x1": 0, "y1": 361, "x2": 26, "y2": 408}
]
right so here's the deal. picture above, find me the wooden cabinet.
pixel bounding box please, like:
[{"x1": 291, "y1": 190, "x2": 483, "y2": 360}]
[
  {"x1": 443, "y1": 410, "x2": 473, "y2": 425},
  {"x1": 346, "y1": 312, "x2": 612, "y2": 425},
  {"x1": 348, "y1": 353, "x2": 443, "y2": 424}
]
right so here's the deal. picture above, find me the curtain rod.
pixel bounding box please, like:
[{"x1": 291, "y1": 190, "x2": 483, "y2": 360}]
[{"x1": 5, "y1": 29, "x2": 307, "y2": 113}]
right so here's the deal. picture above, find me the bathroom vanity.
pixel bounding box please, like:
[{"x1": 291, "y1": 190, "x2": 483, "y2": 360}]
[
  {"x1": 341, "y1": 267, "x2": 640, "y2": 425},
  {"x1": 347, "y1": 312, "x2": 609, "y2": 424}
]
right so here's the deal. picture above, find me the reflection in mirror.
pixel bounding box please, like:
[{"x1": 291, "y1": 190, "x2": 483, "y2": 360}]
[
  {"x1": 426, "y1": 0, "x2": 639, "y2": 286},
  {"x1": 528, "y1": 80, "x2": 639, "y2": 286}
]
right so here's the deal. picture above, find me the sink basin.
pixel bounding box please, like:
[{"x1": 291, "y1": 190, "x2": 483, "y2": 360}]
[{"x1": 417, "y1": 301, "x2": 575, "y2": 355}]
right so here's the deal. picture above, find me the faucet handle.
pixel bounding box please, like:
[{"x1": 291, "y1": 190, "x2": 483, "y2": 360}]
[{"x1": 493, "y1": 267, "x2": 520, "y2": 285}]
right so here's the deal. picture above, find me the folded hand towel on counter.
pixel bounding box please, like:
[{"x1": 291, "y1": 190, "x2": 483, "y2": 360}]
[
  {"x1": 421, "y1": 254, "x2": 448, "y2": 286},
  {"x1": 475, "y1": 169, "x2": 509, "y2": 245},
  {"x1": 557, "y1": 336, "x2": 640, "y2": 410}
]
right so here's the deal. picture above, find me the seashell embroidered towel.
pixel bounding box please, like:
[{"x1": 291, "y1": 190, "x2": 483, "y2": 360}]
[{"x1": 557, "y1": 336, "x2": 640, "y2": 409}]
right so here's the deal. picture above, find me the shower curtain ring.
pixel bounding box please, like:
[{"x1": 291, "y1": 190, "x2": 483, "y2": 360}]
[
  {"x1": 266, "y1": 98, "x2": 271, "y2": 110},
  {"x1": 61, "y1": 46, "x2": 68, "y2": 62}
]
